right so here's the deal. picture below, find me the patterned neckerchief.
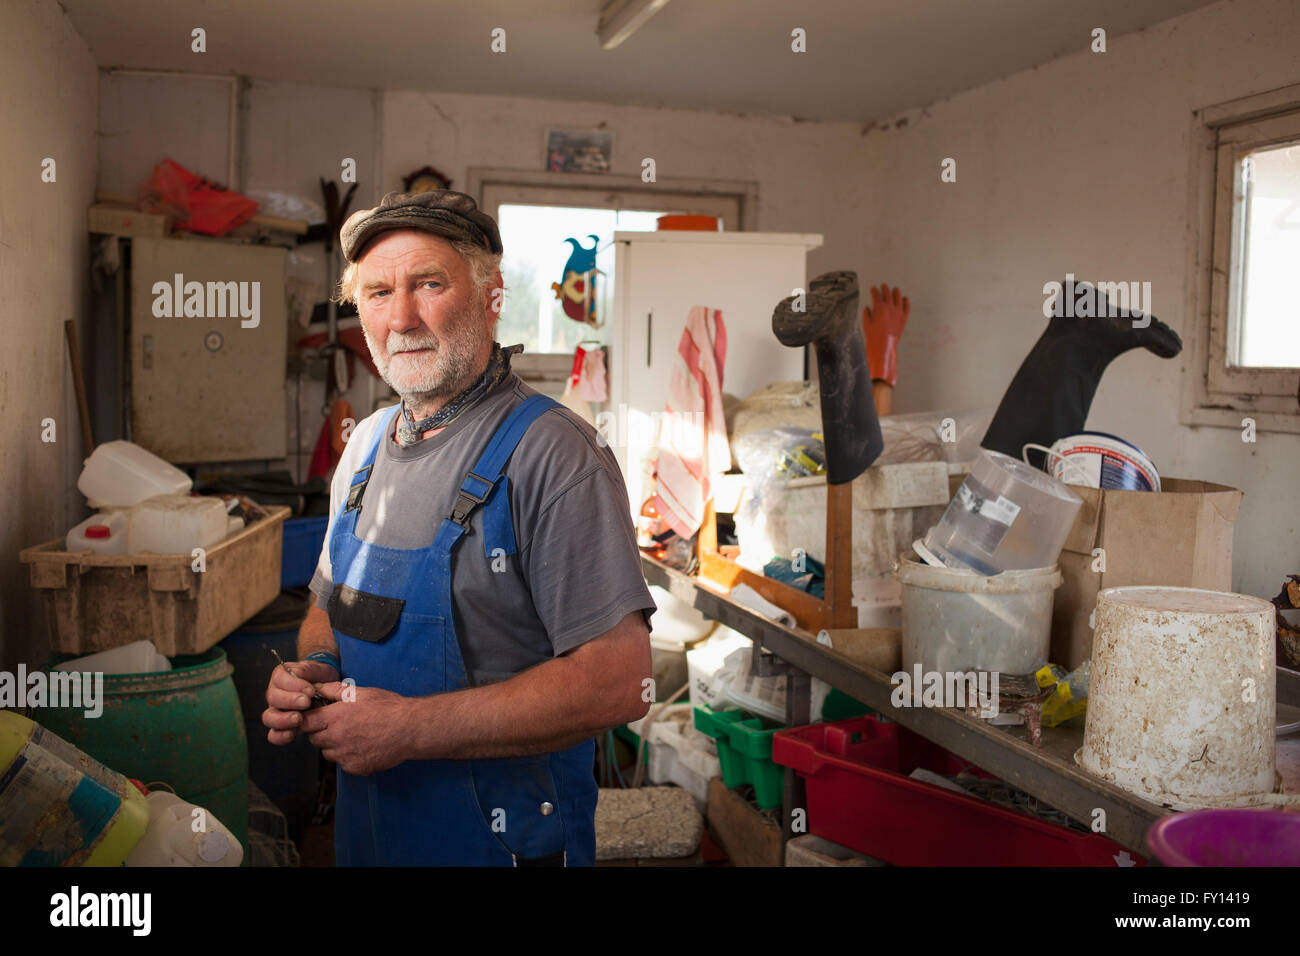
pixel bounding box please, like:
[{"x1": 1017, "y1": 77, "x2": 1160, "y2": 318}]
[{"x1": 394, "y1": 342, "x2": 523, "y2": 446}]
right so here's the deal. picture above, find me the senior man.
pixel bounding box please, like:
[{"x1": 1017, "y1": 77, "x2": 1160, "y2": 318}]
[{"x1": 263, "y1": 190, "x2": 655, "y2": 866}]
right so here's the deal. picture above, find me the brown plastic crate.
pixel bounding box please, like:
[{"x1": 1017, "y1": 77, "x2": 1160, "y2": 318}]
[{"x1": 19, "y1": 505, "x2": 289, "y2": 656}]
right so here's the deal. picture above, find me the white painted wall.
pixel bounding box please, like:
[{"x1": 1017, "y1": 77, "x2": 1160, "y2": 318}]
[
  {"x1": 0, "y1": 0, "x2": 98, "y2": 668},
  {"x1": 840, "y1": 0, "x2": 1299, "y2": 600}
]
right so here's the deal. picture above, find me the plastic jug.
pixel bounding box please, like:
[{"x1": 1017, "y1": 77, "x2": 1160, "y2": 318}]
[
  {"x1": 0, "y1": 712, "x2": 149, "y2": 866},
  {"x1": 78, "y1": 440, "x2": 192, "y2": 508},
  {"x1": 123, "y1": 791, "x2": 243, "y2": 867},
  {"x1": 65, "y1": 511, "x2": 130, "y2": 554},
  {"x1": 128, "y1": 494, "x2": 228, "y2": 553}
]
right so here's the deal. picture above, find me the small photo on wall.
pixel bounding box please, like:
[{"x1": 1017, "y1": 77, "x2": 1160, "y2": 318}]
[{"x1": 546, "y1": 129, "x2": 613, "y2": 173}]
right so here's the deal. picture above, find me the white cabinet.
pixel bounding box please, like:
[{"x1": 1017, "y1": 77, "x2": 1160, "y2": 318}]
[{"x1": 605, "y1": 230, "x2": 822, "y2": 516}]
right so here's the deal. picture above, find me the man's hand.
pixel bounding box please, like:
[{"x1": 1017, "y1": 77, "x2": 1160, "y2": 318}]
[
  {"x1": 299, "y1": 682, "x2": 412, "y2": 776},
  {"x1": 262, "y1": 659, "x2": 338, "y2": 746}
]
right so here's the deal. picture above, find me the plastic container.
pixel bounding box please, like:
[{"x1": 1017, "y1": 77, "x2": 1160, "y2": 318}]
[
  {"x1": 21, "y1": 504, "x2": 288, "y2": 658},
  {"x1": 1043, "y1": 431, "x2": 1160, "y2": 492},
  {"x1": 656, "y1": 214, "x2": 720, "y2": 231},
  {"x1": 0, "y1": 711, "x2": 150, "y2": 866},
  {"x1": 38, "y1": 647, "x2": 250, "y2": 858},
  {"x1": 921, "y1": 449, "x2": 1082, "y2": 575},
  {"x1": 627, "y1": 703, "x2": 720, "y2": 806},
  {"x1": 124, "y1": 791, "x2": 243, "y2": 867},
  {"x1": 897, "y1": 555, "x2": 1061, "y2": 675},
  {"x1": 1078, "y1": 586, "x2": 1278, "y2": 810},
  {"x1": 55, "y1": 640, "x2": 170, "y2": 675},
  {"x1": 78, "y1": 440, "x2": 192, "y2": 508},
  {"x1": 128, "y1": 494, "x2": 228, "y2": 553},
  {"x1": 693, "y1": 705, "x2": 784, "y2": 810},
  {"x1": 772, "y1": 715, "x2": 1142, "y2": 866},
  {"x1": 280, "y1": 515, "x2": 328, "y2": 588},
  {"x1": 65, "y1": 511, "x2": 129, "y2": 555},
  {"x1": 1146, "y1": 809, "x2": 1300, "y2": 866}
]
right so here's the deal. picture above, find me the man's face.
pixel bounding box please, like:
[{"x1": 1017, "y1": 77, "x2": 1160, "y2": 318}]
[{"x1": 354, "y1": 230, "x2": 498, "y2": 400}]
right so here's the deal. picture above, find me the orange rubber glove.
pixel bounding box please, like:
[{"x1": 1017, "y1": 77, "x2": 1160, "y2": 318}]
[{"x1": 862, "y1": 284, "x2": 910, "y2": 387}]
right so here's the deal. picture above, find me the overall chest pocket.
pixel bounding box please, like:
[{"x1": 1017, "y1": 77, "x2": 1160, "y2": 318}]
[{"x1": 329, "y1": 584, "x2": 446, "y2": 695}]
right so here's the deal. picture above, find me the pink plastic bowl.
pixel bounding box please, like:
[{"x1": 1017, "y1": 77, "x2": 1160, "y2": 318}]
[{"x1": 1147, "y1": 809, "x2": 1300, "y2": 866}]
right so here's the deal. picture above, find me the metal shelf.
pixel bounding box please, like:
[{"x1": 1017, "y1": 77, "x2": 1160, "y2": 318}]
[{"x1": 642, "y1": 554, "x2": 1299, "y2": 856}]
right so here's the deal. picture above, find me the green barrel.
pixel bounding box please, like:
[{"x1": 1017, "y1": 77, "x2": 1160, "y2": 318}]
[{"x1": 39, "y1": 647, "x2": 249, "y2": 857}]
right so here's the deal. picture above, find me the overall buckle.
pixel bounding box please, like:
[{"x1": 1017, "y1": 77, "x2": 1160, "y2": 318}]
[{"x1": 449, "y1": 471, "x2": 494, "y2": 527}]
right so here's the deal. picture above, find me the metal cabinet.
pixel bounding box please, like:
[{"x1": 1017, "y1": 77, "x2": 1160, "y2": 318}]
[{"x1": 130, "y1": 237, "x2": 286, "y2": 462}]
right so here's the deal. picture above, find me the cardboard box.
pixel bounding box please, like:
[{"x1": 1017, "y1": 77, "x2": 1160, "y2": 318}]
[{"x1": 1051, "y1": 479, "x2": 1242, "y2": 668}]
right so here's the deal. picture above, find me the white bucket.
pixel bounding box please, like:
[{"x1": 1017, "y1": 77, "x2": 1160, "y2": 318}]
[
  {"x1": 1033, "y1": 431, "x2": 1160, "y2": 492},
  {"x1": 1076, "y1": 586, "x2": 1278, "y2": 809},
  {"x1": 896, "y1": 556, "x2": 1062, "y2": 675}
]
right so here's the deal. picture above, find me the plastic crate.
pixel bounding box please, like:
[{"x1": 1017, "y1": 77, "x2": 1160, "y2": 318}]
[
  {"x1": 693, "y1": 705, "x2": 784, "y2": 810},
  {"x1": 772, "y1": 715, "x2": 1144, "y2": 867},
  {"x1": 20, "y1": 506, "x2": 289, "y2": 657},
  {"x1": 281, "y1": 516, "x2": 329, "y2": 589}
]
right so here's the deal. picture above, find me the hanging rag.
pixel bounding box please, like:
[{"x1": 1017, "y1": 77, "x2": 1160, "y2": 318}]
[
  {"x1": 653, "y1": 307, "x2": 731, "y2": 539},
  {"x1": 574, "y1": 345, "x2": 608, "y2": 403}
]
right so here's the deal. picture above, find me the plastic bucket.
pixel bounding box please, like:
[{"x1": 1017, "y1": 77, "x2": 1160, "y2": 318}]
[
  {"x1": 1077, "y1": 587, "x2": 1277, "y2": 809},
  {"x1": 38, "y1": 647, "x2": 249, "y2": 856},
  {"x1": 1045, "y1": 431, "x2": 1160, "y2": 492},
  {"x1": 896, "y1": 556, "x2": 1062, "y2": 675},
  {"x1": 1146, "y1": 809, "x2": 1300, "y2": 866}
]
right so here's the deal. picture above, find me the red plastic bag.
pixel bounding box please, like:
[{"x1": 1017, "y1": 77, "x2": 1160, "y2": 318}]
[{"x1": 138, "y1": 159, "x2": 258, "y2": 237}]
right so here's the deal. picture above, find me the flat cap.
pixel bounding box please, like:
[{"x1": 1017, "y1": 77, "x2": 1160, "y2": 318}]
[{"x1": 340, "y1": 189, "x2": 503, "y2": 262}]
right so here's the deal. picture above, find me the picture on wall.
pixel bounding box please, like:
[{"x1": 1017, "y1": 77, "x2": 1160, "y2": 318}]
[{"x1": 546, "y1": 129, "x2": 613, "y2": 173}]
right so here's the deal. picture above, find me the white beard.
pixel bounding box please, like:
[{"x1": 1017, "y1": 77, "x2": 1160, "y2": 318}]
[{"x1": 364, "y1": 300, "x2": 487, "y2": 407}]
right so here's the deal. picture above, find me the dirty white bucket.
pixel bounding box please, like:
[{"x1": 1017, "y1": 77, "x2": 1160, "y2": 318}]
[
  {"x1": 1076, "y1": 587, "x2": 1278, "y2": 810},
  {"x1": 896, "y1": 555, "x2": 1062, "y2": 675}
]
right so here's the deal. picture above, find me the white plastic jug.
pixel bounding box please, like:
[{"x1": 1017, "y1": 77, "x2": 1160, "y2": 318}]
[
  {"x1": 78, "y1": 441, "x2": 191, "y2": 508},
  {"x1": 128, "y1": 494, "x2": 227, "y2": 554},
  {"x1": 65, "y1": 511, "x2": 129, "y2": 555},
  {"x1": 123, "y1": 791, "x2": 243, "y2": 867}
]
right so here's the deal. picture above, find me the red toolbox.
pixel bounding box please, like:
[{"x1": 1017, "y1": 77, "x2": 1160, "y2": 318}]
[{"x1": 772, "y1": 716, "x2": 1143, "y2": 866}]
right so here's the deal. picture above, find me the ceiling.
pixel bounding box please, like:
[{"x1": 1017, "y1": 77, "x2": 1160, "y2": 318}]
[{"x1": 60, "y1": 0, "x2": 1219, "y2": 123}]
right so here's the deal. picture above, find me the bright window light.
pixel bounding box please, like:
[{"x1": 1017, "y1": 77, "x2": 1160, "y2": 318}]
[{"x1": 1236, "y1": 141, "x2": 1300, "y2": 368}]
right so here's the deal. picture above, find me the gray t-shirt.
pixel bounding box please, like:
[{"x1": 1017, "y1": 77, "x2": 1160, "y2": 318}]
[{"x1": 309, "y1": 373, "x2": 656, "y2": 686}]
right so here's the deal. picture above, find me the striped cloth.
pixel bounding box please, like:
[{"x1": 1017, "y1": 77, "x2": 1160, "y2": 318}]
[{"x1": 653, "y1": 306, "x2": 731, "y2": 538}]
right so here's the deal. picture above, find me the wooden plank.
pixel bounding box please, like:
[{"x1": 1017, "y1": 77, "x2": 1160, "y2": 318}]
[
  {"x1": 697, "y1": 551, "x2": 824, "y2": 632},
  {"x1": 825, "y1": 481, "x2": 855, "y2": 628},
  {"x1": 706, "y1": 777, "x2": 783, "y2": 867}
]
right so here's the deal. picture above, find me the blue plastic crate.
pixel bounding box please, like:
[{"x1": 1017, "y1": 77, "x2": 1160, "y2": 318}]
[{"x1": 281, "y1": 516, "x2": 329, "y2": 588}]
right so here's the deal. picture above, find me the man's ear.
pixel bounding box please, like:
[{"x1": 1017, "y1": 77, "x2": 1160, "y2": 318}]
[{"x1": 485, "y1": 271, "x2": 504, "y2": 320}]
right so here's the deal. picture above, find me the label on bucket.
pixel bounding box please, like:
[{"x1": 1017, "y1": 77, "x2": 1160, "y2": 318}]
[{"x1": 955, "y1": 480, "x2": 1021, "y2": 553}]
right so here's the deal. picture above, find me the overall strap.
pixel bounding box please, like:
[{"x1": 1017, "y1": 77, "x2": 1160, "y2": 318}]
[
  {"x1": 448, "y1": 394, "x2": 559, "y2": 529},
  {"x1": 340, "y1": 405, "x2": 402, "y2": 519}
]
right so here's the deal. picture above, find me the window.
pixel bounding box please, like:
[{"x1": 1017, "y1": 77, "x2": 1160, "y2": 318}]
[
  {"x1": 1185, "y1": 87, "x2": 1300, "y2": 433},
  {"x1": 467, "y1": 167, "x2": 753, "y2": 358}
]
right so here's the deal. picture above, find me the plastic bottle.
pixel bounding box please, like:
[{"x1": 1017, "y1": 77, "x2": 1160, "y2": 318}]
[
  {"x1": 0, "y1": 712, "x2": 149, "y2": 866},
  {"x1": 123, "y1": 791, "x2": 243, "y2": 867},
  {"x1": 78, "y1": 440, "x2": 192, "y2": 508},
  {"x1": 128, "y1": 494, "x2": 228, "y2": 553},
  {"x1": 65, "y1": 511, "x2": 130, "y2": 554}
]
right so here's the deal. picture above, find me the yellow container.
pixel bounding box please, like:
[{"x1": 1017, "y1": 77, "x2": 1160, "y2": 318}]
[{"x1": 0, "y1": 711, "x2": 148, "y2": 866}]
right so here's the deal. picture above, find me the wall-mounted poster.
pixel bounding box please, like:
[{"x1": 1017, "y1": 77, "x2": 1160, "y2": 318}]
[{"x1": 546, "y1": 129, "x2": 613, "y2": 173}]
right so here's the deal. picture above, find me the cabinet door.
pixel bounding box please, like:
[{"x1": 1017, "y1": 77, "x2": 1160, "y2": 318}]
[
  {"x1": 614, "y1": 238, "x2": 808, "y2": 514},
  {"x1": 130, "y1": 238, "x2": 287, "y2": 462}
]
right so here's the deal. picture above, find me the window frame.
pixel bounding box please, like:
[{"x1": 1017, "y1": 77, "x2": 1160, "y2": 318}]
[{"x1": 1183, "y1": 85, "x2": 1300, "y2": 434}]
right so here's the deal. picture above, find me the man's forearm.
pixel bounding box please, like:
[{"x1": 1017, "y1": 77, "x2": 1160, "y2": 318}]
[
  {"x1": 297, "y1": 603, "x2": 338, "y2": 661},
  {"x1": 403, "y1": 632, "x2": 647, "y2": 760}
]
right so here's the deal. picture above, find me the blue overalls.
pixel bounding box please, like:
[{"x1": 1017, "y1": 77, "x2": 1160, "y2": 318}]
[{"x1": 325, "y1": 394, "x2": 598, "y2": 866}]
